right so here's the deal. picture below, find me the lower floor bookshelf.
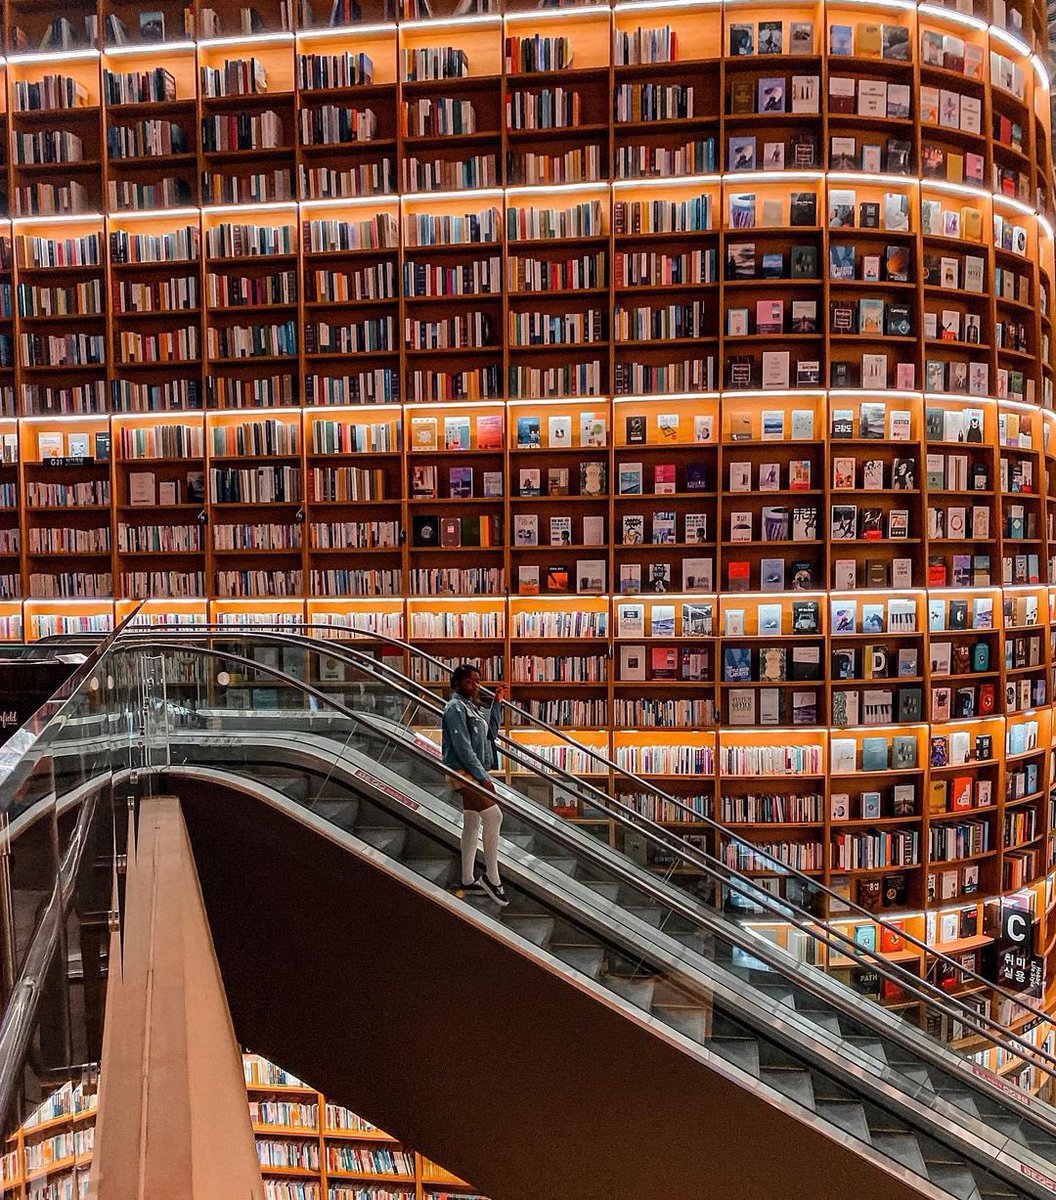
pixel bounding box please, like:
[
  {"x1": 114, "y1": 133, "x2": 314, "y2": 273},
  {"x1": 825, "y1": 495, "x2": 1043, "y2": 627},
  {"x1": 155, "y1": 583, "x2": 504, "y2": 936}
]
[{"x1": 0, "y1": 1055, "x2": 486, "y2": 1200}]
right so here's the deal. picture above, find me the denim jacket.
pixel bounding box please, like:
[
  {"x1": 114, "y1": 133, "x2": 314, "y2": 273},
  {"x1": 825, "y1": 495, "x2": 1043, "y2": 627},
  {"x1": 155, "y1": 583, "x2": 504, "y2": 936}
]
[{"x1": 442, "y1": 693, "x2": 501, "y2": 783}]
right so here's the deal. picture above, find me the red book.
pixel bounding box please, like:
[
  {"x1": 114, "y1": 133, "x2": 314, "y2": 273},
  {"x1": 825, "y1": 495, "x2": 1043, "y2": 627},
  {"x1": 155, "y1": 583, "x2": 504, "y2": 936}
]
[
  {"x1": 879, "y1": 924, "x2": 904, "y2": 954},
  {"x1": 950, "y1": 775, "x2": 973, "y2": 811}
]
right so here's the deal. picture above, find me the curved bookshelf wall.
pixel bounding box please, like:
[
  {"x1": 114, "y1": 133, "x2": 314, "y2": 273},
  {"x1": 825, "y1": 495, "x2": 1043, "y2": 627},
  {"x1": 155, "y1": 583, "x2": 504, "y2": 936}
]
[{"x1": 0, "y1": 0, "x2": 1054, "y2": 1078}]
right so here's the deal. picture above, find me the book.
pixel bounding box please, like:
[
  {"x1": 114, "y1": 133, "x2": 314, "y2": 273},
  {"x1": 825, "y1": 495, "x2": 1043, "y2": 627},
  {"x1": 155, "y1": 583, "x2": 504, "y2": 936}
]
[{"x1": 517, "y1": 416, "x2": 541, "y2": 448}]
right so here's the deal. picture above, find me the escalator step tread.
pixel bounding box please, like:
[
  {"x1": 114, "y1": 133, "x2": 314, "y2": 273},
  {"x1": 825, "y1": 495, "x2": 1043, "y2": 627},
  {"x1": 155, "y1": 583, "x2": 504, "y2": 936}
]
[
  {"x1": 501, "y1": 915, "x2": 556, "y2": 947},
  {"x1": 747, "y1": 980, "x2": 796, "y2": 1007},
  {"x1": 309, "y1": 799, "x2": 359, "y2": 823},
  {"x1": 650, "y1": 1004, "x2": 708, "y2": 1047},
  {"x1": 892, "y1": 1064, "x2": 935, "y2": 1092},
  {"x1": 936, "y1": 1090, "x2": 981, "y2": 1119},
  {"x1": 548, "y1": 944, "x2": 605, "y2": 978},
  {"x1": 801, "y1": 1011, "x2": 843, "y2": 1038},
  {"x1": 537, "y1": 857, "x2": 579, "y2": 877},
  {"x1": 814, "y1": 1100, "x2": 873, "y2": 1145},
  {"x1": 400, "y1": 857, "x2": 454, "y2": 886},
  {"x1": 624, "y1": 905, "x2": 664, "y2": 928},
  {"x1": 356, "y1": 827, "x2": 408, "y2": 854},
  {"x1": 842, "y1": 1036, "x2": 889, "y2": 1064},
  {"x1": 708, "y1": 1037, "x2": 760, "y2": 1076},
  {"x1": 604, "y1": 975, "x2": 657, "y2": 1010},
  {"x1": 872, "y1": 1133, "x2": 928, "y2": 1177},
  {"x1": 759, "y1": 1065, "x2": 815, "y2": 1109},
  {"x1": 924, "y1": 1163, "x2": 983, "y2": 1200},
  {"x1": 981, "y1": 1116, "x2": 1028, "y2": 1143},
  {"x1": 977, "y1": 1183, "x2": 1026, "y2": 1199}
]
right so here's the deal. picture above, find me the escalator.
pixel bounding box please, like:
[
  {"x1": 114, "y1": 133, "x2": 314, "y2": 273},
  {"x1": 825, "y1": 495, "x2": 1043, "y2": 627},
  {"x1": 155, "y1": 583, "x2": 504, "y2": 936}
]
[{"x1": 6, "y1": 628, "x2": 1056, "y2": 1198}]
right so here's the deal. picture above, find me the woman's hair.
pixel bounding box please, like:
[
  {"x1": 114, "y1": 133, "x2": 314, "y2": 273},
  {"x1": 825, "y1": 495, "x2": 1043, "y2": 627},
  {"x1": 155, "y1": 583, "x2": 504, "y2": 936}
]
[{"x1": 451, "y1": 664, "x2": 479, "y2": 690}]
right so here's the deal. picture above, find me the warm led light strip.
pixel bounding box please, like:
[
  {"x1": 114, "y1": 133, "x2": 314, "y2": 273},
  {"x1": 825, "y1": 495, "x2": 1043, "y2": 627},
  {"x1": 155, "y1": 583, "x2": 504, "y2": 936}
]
[
  {"x1": 19, "y1": 389, "x2": 1056, "y2": 425},
  {"x1": 5, "y1": 172, "x2": 1051, "y2": 247}
]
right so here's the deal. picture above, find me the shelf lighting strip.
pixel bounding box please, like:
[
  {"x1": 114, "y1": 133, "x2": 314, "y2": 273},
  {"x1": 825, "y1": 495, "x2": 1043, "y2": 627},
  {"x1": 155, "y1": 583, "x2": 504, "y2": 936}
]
[
  {"x1": 17, "y1": 390, "x2": 1056, "y2": 425},
  {"x1": 0, "y1": 172, "x2": 1051, "y2": 249}
]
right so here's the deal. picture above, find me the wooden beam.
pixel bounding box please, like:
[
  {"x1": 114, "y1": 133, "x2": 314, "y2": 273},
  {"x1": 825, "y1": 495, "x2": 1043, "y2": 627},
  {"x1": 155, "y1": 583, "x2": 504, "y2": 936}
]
[{"x1": 87, "y1": 795, "x2": 263, "y2": 1200}]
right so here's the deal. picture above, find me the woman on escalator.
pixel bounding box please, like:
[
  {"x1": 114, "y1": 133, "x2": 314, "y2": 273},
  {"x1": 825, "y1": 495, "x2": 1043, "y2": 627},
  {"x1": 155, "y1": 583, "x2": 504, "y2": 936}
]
[{"x1": 442, "y1": 664, "x2": 509, "y2": 907}]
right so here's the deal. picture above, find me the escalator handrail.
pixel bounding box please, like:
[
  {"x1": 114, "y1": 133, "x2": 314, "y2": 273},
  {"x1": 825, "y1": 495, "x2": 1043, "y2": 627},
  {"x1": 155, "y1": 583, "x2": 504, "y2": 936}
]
[
  {"x1": 111, "y1": 621, "x2": 1056, "y2": 1069},
  {"x1": 0, "y1": 785, "x2": 99, "y2": 1134},
  {"x1": 115, "y1": 630, "x2": 1056, "y2": 1104},
  {"x1": 0, "y1": 603, "x2": 143, "y2": 813}
]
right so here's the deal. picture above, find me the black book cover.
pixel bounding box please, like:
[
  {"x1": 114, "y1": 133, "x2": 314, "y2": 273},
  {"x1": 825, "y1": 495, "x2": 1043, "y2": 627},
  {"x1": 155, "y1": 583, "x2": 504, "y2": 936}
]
[{"x1": 412, "y1": 514, "x2": 440, "y2": 547}]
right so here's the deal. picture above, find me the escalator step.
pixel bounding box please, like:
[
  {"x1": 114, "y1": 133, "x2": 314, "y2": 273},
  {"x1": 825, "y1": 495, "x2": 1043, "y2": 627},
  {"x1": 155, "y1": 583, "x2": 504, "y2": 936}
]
[
  {"x1": 624, "y1": 905, "x2": 664, "y2": 928},
  {"x1": 742, "y1": 979, "x2": 796, "y2": 1009},
  {"x1": 669, "y1": 929, "x2": 712, "y2": 958},
  {"x1": 925, "y1": 1163, "x2": 983, "y2": 1200},
  {"x1": 1023, "y1": 1132, "x2": 1056, "y2": 1153},
  {"x1": 841, "y1": 1036, "x2": 888, "y2": 1065},
  {"x1": 890, "y1": 1063, "x2": 935, "y2": 1093},
  {"x1": 501, "y1": 915, "x2": 555, "y2": 948},
  {"x1": 978, "y1": 1182, "x2": 1027, "y2": 1199},
  {"x1": 548, "y1": 944, "x2": 605, "y2": 979},
  {"x1": 814, "y1": 1100, "x2": 873, "y2": 1145},
  {"x1": 269, "y1": 778, "x2": 312, "y2": 801},
  {"x1": 759, "y1": 1065, "x2": 815, "y2": 1110},
  {"x1": 936, "y1": 1090, "x2": 981, "y2": 1119},
  {"x1": 401, "y1": 857, "x2": 455, "y2": 887},
  {"x1": 310, "y1": 799, "x2": 360, "y2": 827},
  {"x1": 356, "y1": 827, "x2": 407, "y2": 856},
  {"x1": 537, "y1": 856, "x2": 579, "y2": 877},
  {"x1": 709, "y1": 1037, "x2": 761, "y2": 1076},
  {"x1": 978, "y1": 1114, "x2": 1028, "y2": 1143},
  {"x1": 651, "y1": 1004, "x2": 707, "y2": 1047},
  {"x1": 873, "y1": 1133, "x2": 928, "y2": 1177},
  {"x1": 802, "y1": 1011, "x2": 844, "y2": 1038},
  {"x1": 604, "y1": 975, "x2": 657, "y2": 1011}
]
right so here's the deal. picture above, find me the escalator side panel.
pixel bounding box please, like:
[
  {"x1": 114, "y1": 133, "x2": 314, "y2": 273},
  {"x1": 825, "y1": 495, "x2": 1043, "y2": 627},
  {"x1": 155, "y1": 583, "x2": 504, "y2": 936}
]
[{"x1": 173, "y1": 776, "x2": 930, "y2": 1200}]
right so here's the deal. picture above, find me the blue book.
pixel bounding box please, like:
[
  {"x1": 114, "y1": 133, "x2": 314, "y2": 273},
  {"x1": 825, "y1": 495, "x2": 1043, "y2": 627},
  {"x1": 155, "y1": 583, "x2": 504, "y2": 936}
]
[
  {"x1": 723, "y1": 647, "x2": 752, "y2": 682},
  {"x1": 516, "y1": 416, "x2": 541, "y2": 448},
  {"x1": 861, "y1": 737, "x2": 889, "y2": 772}
]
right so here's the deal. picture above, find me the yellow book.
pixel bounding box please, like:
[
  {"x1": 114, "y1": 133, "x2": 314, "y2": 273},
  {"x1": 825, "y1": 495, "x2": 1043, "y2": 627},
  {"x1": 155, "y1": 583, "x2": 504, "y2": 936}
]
[
  {"x1": 928, "y1": 779, "x2": 948, "y2": 815},
  {"x1": 960, "y1": 206, "x2": 982, "y2": 242},
  {"x1": 856, "y1": 21, "x2": 882, "y2": 56},
  {"x1": 946, "y1": 153, "x2": 964, "y2": 183}
]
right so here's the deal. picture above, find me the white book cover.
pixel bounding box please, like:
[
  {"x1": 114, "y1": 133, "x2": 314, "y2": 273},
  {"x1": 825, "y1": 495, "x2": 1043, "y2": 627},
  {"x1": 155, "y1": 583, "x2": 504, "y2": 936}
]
[
  {"x1": 547, "y1": 415, "x2": 572, "y2": 448},
  {"x1": 617, "y1": 604, "x2": 644, "y2": 638},
  {"x1": 830, "y1": 738, "x2": 858, "y2": 773},
  {"x1": 576, "y1": 559, "x2": 606, "y2": 595}
]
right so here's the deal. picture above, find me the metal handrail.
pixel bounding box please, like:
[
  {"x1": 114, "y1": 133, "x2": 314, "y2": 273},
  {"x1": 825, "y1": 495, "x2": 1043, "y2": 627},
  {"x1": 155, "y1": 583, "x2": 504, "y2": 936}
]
[
  {"x1": 104, "y1": 620, "x2": 1056, "y2": 1060},
  {"x1": 106, "y1": 626, "x2": 1056, "y2": 1095}
]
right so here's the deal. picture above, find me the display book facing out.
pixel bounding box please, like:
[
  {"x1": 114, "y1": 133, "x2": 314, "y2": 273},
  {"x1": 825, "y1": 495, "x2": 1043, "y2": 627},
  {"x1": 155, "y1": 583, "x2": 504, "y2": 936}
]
[{"x1": 0, "y1": 1055, "x2": 486, "y2": 1198}]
